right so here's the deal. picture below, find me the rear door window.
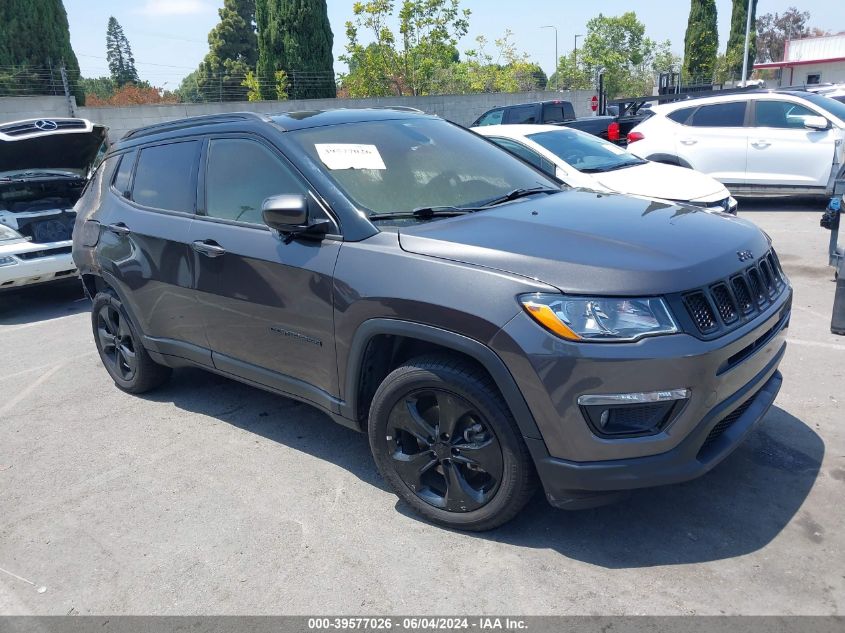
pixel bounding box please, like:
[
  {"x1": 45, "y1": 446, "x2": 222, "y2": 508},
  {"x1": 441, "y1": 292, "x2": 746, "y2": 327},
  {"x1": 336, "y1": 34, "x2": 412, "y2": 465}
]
[
  {"x1": 504, "y1": 105, "x2": 537, "y2": 124},
  {"x1": 688, "y1": 102, "x2": 747, "y2": 127},
  {"x1": 490, "y1": 137, "x2": 555, "y2": 175},
  {"x1": 131, "y1": 141, "x2": 199, "y2": 213}
]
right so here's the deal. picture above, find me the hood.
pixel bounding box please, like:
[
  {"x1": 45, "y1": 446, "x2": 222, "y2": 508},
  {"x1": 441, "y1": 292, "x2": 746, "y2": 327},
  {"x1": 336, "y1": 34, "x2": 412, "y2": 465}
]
[
  {"x1": 397, "y1": 190, "x2": 769, "y2": 295},
  {"x1": 592, "y1": 160, "x2": 727, "y2": 203},
  {"x1": 0, "y1": 119, "x2": 107, "y2": 178}
]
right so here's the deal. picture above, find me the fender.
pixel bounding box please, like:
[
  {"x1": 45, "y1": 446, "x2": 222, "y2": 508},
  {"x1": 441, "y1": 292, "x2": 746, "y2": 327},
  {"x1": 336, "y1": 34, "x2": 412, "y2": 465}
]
[
  {"x1": 342, "y1": 318, "x2": 543, "y2": 440},
  {"x1": 646, "y1": 153, "x2": 694, "y2": 169}
]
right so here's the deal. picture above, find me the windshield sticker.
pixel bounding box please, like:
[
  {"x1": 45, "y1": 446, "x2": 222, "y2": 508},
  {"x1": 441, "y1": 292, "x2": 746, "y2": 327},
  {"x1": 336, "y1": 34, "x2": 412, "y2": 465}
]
[{"x1": 315, "y1": 144, "x2": 387, "y2": 170}]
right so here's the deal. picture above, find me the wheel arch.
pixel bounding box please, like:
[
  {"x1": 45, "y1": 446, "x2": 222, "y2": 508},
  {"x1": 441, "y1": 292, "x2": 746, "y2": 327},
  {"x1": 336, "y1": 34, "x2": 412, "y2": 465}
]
[{"x1": 342, "y1": 319, "x2": 542, "y2": 440}]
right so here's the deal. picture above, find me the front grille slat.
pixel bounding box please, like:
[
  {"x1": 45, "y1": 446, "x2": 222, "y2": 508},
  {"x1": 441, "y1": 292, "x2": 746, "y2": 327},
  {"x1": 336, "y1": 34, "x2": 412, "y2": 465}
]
[
  {"x1": 684, "y1": 291, "x2": 718, "y2": 334},
  {"x1": 710, "y1": 283, "x2": 739, "y2": 325},
  {"x1": 683, "y1": 249, "x2": 787, "y2": 336}
]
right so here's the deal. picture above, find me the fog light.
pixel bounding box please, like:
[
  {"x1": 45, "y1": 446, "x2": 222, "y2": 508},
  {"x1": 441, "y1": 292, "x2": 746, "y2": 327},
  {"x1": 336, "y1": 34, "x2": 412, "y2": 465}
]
[{"x1": 578, "y1": 389, "x2": 690, "y2": 437}]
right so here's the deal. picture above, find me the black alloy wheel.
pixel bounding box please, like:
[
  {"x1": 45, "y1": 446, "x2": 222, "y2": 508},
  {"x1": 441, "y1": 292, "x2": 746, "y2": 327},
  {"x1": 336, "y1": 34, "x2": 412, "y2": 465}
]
[
  {"x1": 386, "y1": 388, "x2": 504, "y2": 512},
  {"x1": 96, "y1": 302, "x2": 137, "y2": 382}
]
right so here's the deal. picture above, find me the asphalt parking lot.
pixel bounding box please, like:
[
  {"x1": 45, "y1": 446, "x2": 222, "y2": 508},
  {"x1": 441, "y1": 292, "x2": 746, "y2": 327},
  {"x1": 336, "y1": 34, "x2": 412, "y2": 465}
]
[{"x1": 1, "y1": 200, "x2": 843, "y2": 615}]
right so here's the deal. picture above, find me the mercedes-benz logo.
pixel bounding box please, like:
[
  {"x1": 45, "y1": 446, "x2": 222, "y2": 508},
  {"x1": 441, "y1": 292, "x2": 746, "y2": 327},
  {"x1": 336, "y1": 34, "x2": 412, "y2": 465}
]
[{"x1": 34, "y1": 120, "x2": 58, "y2": 131}]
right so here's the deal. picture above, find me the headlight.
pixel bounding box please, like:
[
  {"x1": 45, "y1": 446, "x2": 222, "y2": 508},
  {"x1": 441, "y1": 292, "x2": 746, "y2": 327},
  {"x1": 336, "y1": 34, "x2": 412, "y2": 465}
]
[
  {"x1": 0, "y1": 223, "x2": 24, "y2": 242},
  {"x1": 0, "y1": 256, "x2": 17, "y2": 267},
  {"x1": 520, "y1": 294, "x2": 679, "y2": 342}
]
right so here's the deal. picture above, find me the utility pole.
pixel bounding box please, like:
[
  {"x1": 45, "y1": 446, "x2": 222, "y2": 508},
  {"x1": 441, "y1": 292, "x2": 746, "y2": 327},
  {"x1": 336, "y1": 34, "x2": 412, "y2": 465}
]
[
  {"x1": 541, "y1": 26, "x2": 558, "y2": 91},
  {"x1": 60, "y1": 62, "x2": 75, "y2": 117},
  {"x1": 741, "y1": 0, "x2": 753, "y2": 85}
]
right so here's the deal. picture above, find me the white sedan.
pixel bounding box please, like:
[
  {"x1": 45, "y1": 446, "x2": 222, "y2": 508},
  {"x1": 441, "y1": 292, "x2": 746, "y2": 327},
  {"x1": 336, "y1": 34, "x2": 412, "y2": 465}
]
[
  {"x1": 0, "y1": 223, "x2": 76, "y2": 291},
  {"x1": 473, "y1": 124, "x2": 738, "y2": 214}
]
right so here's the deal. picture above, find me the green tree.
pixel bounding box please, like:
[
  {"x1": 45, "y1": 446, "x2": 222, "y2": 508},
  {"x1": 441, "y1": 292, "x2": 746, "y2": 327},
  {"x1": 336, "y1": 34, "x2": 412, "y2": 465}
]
[
  {"x1": 80, "y1": 76, "x2": 116, "y2": 101},
  {"x1": 439, "y1": 32, "x2": 545, "y2": 94},
  {"x1": 683, "y1": 0, "x2": 718, "y2": 82},
  {"x1": 549, "y1": 51, "x2": 592, "y2": 91},
  {"x1": 0, "y1": 0, "x2": 85, "y2": 104},
  {"x1": 106, "y1": 17, "x2": 139, "y2": 87},
  {"x1": 339, "y1": 0, "x2": 469, "y2": 97},
  {"x1": 197, "y1": 0, "x2": 257, "y2": 101},
  {"x1": 756, "y1": 7, "x2": 810, "y2": 63},
  {"x1": 580, "y1": 12, "x2": 656, "y2": 99},
  {"x1": 726, "y1": 0, "x2": 759, "y2": 80},
  {"x1": 256, "y1": 0, "x2": 335, "y2": 100}
]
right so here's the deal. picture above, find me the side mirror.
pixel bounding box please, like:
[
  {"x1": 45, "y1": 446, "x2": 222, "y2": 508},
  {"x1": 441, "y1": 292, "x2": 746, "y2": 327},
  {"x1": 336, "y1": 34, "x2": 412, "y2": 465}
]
[
  {"x1": 804, "y1": 115, "x2": 830, "y2": 131},
  {"x1": 262, "y1": 194, "x2": 331, "y2": 242},
  {"x1": 262, "y1": 194, "x2": 309, "y2": 231}
]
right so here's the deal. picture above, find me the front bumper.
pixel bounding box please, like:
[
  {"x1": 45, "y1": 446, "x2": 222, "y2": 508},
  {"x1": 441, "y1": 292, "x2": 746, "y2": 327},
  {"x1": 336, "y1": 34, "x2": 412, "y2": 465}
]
[
  {"x1": 0, "y1": 240, "x2": 77, "y2": 290},
  {"x1": 491, "y1": 287, "x2": 790, "y2": 507}
]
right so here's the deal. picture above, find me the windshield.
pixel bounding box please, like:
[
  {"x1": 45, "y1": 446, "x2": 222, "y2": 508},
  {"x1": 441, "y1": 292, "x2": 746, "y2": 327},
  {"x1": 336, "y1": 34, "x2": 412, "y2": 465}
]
[
  {"x1": 796, "y1": 91, "x2": 845, "y2": 123},
  {"x1": 527, "y1": 128, "x2": 644, "y2": 173},
  {"x1": 287, "y1": 118, "x2": 559, "y2": 216}
]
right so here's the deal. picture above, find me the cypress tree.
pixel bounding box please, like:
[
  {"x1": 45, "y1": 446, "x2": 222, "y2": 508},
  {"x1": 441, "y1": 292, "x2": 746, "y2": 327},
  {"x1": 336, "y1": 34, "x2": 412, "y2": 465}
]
[
  {"x1": 198, "y1": 0, "x2": 258, "y2": 101},
  {"x1": 256, "y1": 0, "x2": 335, "y2": 100},
  {"x1": 0, "y1": 0, "x2": 84, "y2": 104},
  {"x1": 683, "y1": 0, "x2": 718, "y2": 82},
  {"x1": 726, "y1": 0, "x2": 759, "y2": 80},
  {"x1": 106, "y1": 17, "x2": 139, "y2": 87}
]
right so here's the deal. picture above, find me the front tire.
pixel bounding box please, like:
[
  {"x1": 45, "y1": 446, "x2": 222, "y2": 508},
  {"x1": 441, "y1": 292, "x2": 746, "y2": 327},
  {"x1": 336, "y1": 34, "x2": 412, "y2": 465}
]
[
  {"x1": 91, "y1": 291, "x2": 171, "y2": 394},
  {"x1": 368, "y1": 355, "x2": 536, "y2": 531}
]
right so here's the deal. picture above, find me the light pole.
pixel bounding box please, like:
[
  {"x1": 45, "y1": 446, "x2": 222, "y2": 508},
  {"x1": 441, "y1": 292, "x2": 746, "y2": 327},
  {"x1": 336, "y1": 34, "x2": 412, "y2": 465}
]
[
  {"x1": 740, "y1": 0, "x2": 753, "y2": 86},
  {"x1": 574, "y1": 34, "x2": 583, "y2": 72},
  {"x1": 541, "y1": 25, "x2": 558, "y2": 91}
]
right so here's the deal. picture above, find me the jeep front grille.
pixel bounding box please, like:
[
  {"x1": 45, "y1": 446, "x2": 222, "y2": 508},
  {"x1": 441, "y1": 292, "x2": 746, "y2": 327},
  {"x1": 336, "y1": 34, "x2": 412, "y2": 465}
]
[{"x1": 681, "y1": 249, "x2": 789, "y2": 337}]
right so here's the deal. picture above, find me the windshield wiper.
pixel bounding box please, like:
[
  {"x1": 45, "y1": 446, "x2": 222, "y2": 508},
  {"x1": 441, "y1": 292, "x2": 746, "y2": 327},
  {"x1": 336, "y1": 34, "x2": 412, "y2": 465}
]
[
  {"x1": 368, "y1": 206, "x2": 476, "y2": 221},
  {"x1": 581, "y1": 160, "x2": 646, "y2": 174},
  {"x1": 477, "y1": 186, "x2": 561, "y2": 208}
]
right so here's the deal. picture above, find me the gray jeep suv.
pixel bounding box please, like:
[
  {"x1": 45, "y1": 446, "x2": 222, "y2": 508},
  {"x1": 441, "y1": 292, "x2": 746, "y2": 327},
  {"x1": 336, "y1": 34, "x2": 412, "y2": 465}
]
[{"x1": 72, "y1": 109, "x2": 791, "y2": 530}]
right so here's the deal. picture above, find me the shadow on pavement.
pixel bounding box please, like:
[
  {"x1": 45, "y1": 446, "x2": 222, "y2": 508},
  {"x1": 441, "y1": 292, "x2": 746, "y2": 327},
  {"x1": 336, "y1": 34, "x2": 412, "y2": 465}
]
[
  {"x1": 737, "y1": 197, "x2": 829, "y2": 213},
  {"x1": 145, "y1": 367, "x2": 823, "y2": 568},
  {"x1": 0, "y1": 281, "x2": 87, "y2": 326}
]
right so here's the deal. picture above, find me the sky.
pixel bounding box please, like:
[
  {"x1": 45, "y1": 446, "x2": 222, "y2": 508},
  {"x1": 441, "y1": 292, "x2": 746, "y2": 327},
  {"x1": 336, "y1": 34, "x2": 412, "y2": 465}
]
[{"x1": 64, "y1": 0, "x2": 842, "y2": 88}]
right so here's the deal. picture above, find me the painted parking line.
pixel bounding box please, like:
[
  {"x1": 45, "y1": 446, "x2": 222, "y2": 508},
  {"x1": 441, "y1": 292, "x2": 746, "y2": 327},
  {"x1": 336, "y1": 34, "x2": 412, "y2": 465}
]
[
  {"x1": 787, "y1": 337, "x2": 845, "y2": 352},
  {"x1": 0, "y1": 565, "x2": 47, "y2": 593},
  {"x1": 0, "y1": 364, "x2": 65, "y2": 417}
]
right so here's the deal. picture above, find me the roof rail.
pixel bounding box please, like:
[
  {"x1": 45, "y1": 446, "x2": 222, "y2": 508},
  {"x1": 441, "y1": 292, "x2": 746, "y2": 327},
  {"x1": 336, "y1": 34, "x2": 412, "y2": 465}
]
[
  {"x1": 121, "y1": 112, "x2": 272, "y2": 140},
  {"x1": 606, "y1": 86, "x2": 776, "y2": 116},
  {"x1": 368, "y1": 105, "x2": 425, "y2": 113}
]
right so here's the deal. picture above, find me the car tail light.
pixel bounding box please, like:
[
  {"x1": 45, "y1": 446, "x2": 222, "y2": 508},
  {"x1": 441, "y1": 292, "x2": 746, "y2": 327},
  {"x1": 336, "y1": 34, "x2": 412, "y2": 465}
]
[
  {"x1": 627, "y1": 131, "x2": 644, "y2": 144},
  {"x1": 607, "y1": 122, "x2": 620, "y2": 142}
]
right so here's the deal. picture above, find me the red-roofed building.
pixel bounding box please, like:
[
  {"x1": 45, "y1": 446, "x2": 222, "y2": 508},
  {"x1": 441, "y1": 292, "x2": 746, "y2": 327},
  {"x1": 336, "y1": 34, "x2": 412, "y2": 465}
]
[{"x1": 755, "y1": 33, "x2": 845, "y2": 87}]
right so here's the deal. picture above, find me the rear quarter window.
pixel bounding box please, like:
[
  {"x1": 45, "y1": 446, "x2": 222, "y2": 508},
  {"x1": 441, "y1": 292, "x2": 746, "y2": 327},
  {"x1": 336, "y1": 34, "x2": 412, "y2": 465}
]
[
  {"x1": 667, "y1": 107, "x2": 696, "y2": 125},
  {"x1": 112, "y1": 151, "x2": 136, "y2": 197}
]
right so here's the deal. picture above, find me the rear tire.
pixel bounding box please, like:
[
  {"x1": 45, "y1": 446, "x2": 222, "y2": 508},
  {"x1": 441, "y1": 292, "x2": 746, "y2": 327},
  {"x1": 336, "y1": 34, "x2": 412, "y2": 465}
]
[
  {"x1": 368, "y1": 354, "x2": 537, "y2": 531},
  {"x1": 91, "y1": 291, "x2": 171, "y2": 394}
]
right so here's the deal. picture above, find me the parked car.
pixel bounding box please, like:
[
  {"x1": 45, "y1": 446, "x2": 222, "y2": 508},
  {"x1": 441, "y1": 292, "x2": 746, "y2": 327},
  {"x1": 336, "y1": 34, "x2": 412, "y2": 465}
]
[
  {"x1": 474, "y1": 124, "x2": 738, "y2": 214},
  {"x1": 471, "y1": 100, "x2": 576, "y2": 127},
  {"x1": 0, "y1": 117, "x2": 107, "y2": 290},
  {"x1": 473, "y1": 99, "x2": 652, "y2": 146},
  {"x1": 73, "y1": 109, "x2": 790, "y2": 530},
  {"x1": 627, "y1": 90, "x2": 845, "y2": 197}
]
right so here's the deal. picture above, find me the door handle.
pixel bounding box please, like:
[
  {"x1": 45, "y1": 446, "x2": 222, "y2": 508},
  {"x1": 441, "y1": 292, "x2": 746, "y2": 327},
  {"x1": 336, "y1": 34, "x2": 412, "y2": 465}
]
[
  {"x1": 751, "y1": 140, "x2": 771, "y2": 149},
  {"x1": 680, "y1": 139, "x2": 698, "y2": 146},
  {"x1": 106, "y1": 222, "x2": 130, "y2": 236},
  {"x1": 192, "y1": 239, "x2": 226, "y2": 258}
]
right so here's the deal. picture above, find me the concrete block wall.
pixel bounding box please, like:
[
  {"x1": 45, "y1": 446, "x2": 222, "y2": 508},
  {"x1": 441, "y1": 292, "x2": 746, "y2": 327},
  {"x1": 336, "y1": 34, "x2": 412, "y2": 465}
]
[
  {"x1": 0, "y1": 96, "x2": 74, "y2": 122},
  {"x1": 1, "y1": 90, "x2": 598, "y2": 140}
]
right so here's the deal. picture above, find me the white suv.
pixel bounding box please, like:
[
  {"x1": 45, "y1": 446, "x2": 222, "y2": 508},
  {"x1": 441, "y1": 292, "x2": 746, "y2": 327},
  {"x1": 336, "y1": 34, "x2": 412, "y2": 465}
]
[{"x1": 627, "y1": 90, "x2": 845, "y2": 197}]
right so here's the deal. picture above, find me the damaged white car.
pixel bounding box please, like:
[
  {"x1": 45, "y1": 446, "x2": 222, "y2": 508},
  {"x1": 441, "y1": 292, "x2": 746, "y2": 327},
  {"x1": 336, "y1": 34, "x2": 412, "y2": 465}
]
[{"x1": 0, "y1": 118, "x2": 107, "y2": 291}]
